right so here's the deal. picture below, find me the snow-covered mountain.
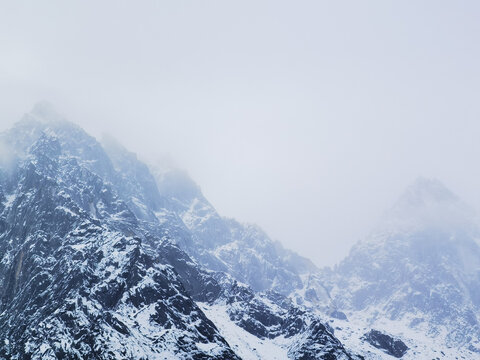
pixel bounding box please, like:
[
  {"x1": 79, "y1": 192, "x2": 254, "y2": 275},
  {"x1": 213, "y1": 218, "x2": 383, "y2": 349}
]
[
  {"x1": 0, "y1": 106, "x2": 239, "y2": 359},
  {"x1": 0, "y1": 103, "x2": 361, "y2": 359},
  {"x1": 321, "y1": 178, "x2": 480, "y2": 359},
  {"x1": 2, "y1": 103, "x2": 479, "y2": 359}
]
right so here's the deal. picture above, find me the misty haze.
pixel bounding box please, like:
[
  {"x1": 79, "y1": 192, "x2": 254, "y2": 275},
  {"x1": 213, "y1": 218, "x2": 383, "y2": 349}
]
[{"x1": 1, "y1": 1, "x2": 480, "y2": 359}]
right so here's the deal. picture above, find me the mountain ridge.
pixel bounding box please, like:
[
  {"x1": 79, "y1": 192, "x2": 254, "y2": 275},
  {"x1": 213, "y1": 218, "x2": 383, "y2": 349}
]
[{"x1": 0, "y1": 104, "x2": 361, "y2": 359}]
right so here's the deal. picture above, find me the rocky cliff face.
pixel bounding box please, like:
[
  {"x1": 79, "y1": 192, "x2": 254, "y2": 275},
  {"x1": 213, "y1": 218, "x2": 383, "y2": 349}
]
[
  {"x1": 0, "y1": 109, "x2": 239, "y2": 359},
  {"x1": 0, "y1": 103, "x2": 359, "y2": 359}
]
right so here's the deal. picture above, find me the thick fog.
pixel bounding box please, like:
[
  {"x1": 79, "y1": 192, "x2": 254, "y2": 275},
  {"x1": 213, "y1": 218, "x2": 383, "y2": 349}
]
[{"x1": 1, "y1": 1, "x2": 479, "y2": 266}]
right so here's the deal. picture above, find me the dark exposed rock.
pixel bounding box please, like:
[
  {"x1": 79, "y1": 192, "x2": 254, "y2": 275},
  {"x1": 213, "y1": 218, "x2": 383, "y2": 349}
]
[{"x1": 363, "y1": 329, "x2": 408, "y2": 358}]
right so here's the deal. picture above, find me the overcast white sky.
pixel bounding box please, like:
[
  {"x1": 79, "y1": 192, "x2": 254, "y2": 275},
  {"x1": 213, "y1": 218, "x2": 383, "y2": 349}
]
[{"x1": 1, "y1": 1, "x2": 480, "y2": 266}]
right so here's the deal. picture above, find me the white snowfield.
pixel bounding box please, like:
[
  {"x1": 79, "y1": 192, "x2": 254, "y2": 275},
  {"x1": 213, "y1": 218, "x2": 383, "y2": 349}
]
[
  {"x1": 199, "y1": 303, "x2": 290, "y2": 360},
  {"x1": 329, "y1": 311, "x2": 476, "y2": 360}
]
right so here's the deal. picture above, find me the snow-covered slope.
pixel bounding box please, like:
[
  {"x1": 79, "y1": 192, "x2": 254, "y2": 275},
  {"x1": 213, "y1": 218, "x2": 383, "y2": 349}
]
[{"x1": 199, "y1": 275, "x2": 362, "y2": 360}]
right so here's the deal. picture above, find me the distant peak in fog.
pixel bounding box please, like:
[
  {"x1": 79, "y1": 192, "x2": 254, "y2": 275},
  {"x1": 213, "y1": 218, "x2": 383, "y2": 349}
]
[
  {"x1": 376, "y1": 177, "x2": 476, "y2": 235},
  {"x1": 29, "y1": 101, "x2": 65, "y2": 123},
  {"x1": 394, "y1": 177, "x2": 459, "y2": 208}
]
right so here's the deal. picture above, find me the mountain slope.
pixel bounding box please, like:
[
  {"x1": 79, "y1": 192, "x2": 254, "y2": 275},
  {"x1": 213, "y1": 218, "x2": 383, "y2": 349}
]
[{"x1": 149, "y1": 162, "x2": 318, "y2": 295}]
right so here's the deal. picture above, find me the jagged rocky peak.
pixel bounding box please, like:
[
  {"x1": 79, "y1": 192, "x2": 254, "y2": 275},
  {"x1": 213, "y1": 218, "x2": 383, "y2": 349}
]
[
  {"x1": 3, "y1": 104, "x2": 118, "y2": 185},
  {"x1": 1, "y1": 104, "x2": 365, "y2": 359},
  {"x1": 0, "y1": 107, "x2": 243, "y2": 359}
]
